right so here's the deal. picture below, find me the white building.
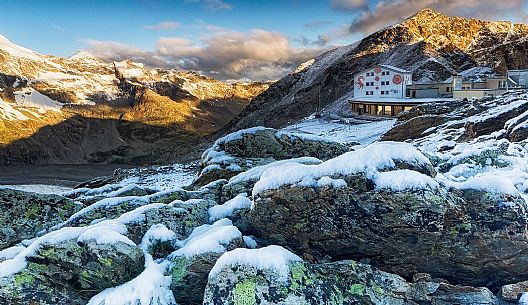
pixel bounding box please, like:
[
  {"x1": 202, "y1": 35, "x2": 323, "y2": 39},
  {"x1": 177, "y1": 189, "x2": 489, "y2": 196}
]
[{"x1": 353, "y1": 65, "x2": 413, "y2": 99}]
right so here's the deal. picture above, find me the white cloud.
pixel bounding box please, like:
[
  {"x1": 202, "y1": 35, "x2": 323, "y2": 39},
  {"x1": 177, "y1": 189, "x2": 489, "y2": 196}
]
[
  {"x1": 82, "y1": 40, "x2": 167, "y2": 67},
  {"x1": 81, "y1": 29, "x2": 326, "y2": 81},
  {"x1": 330, "y1": 0, "x2": 368, "y2": 11},
  {"x1": 144, "y1": 21, "x2": 181, "y2": 31},
  {"x1": 51, "y1": 23, "x2": 66, "y2": 32},
  {"x1": 348, "y1": 0, "x2": 526, "y2": 35},
  {"x1": 184, "y1": 0, "x2": 232, "y2": 10}
]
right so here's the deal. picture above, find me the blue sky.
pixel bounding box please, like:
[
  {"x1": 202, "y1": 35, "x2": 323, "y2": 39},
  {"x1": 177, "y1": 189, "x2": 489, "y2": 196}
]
[
  {"x1": 0, "y1": 0, "x2": 526, "y2": 80},
  {"x1": 0, "y1": 0, "x2": 359, "y2": 56}
]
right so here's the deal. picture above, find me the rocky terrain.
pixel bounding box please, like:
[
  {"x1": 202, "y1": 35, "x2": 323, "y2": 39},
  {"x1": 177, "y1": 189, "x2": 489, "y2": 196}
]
[
  {"x1": 0, "y1": 34, "x2": 270, "y2": 165},
  {"x1": 221, "y1": 8, "x2": 528, "y2": 132},
  {"x1": 1, "y1": 88, "x2": 528, "y2": 304}
]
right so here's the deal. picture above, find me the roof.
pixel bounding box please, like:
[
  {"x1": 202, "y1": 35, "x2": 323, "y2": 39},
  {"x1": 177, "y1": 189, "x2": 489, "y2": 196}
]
[
  {"x1": 349, "y1": 97, "x2": 454, "y2": 105},
  {"x1": 380, "y1": 64, "x2": 411, "y2": 74},
  {"x1": 354, "y1": 64, "x2": 411, "y2": 77}
]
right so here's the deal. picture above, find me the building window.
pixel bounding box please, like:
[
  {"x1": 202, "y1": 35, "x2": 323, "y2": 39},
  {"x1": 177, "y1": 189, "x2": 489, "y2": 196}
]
[
  {"x1": 381, "y1": 81, "x2": 389, "y2": 85},
  {"x1": 446, "y1": 87, "x2": 451, "y2": 93}
]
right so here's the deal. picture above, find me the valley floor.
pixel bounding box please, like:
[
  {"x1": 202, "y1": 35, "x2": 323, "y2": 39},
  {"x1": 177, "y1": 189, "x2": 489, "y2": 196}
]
[
  {"x1": 0, "y1": 164, "x2": 138, "y2": 187},
  {"x1": 0, "y1": 116, "x2": 395, "y2": 193}
]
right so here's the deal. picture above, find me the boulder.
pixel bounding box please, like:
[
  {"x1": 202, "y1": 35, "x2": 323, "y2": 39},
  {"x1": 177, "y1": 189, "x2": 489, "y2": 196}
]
[
  {"x1": 193, "y1": 127, "x2": 348, "y2": 187},
  {"x1": 465, "y1": 99, "x2": 528, "y2": 139},
  {"x1": 500, "y1": 280, "x2": 528, "y2": 302},
  {"x1": 0, "y1": 239, "x2": 144, "y2": 304},
  {"x1": 168, "y1": 219, "x2": 245, "y2": 304},
  {"x1": 381, "y1": 115, "x2": 447, "y2": 141},
  {"x1": 0, "y1": 189, "x2": 81, "y2": 250},
  {"x1": 204, "y1": 246, "x2": 504, "y2": 305},
  {"x1": 242, "y1": 144, "x2": 528, "y2": 289}
]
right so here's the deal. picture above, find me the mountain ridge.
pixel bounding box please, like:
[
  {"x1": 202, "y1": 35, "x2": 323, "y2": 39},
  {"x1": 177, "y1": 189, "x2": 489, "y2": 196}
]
[
  {"x1": 219, "y1": 8, "x2": 528, "y2": 132},
  {"x1": 0, "y1": 34, "x2": 270, "y2": 165}
]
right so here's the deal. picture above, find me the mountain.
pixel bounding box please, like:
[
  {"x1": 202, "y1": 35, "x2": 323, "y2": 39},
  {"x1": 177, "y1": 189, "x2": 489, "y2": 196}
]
[
  {"x1": 0, "y1": 34, "x2": 270, "y2": 165},
  {"x1": 221, "y1": 8, "x2": 528, "y2": 131}
]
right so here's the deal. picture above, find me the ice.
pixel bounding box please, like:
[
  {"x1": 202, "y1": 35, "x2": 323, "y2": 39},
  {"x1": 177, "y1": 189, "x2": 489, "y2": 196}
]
[
  {"x1": 209, "y1": 245, "x2": 302, "y2": 282},
  {"x1": 280, "y1": 118, "x2": 396, "y2": 145}
]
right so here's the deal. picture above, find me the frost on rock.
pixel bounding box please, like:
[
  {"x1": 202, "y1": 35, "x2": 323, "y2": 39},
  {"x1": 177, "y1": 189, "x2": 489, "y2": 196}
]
[
  {"x1": 252, "y1": 141, "x2": 435, "y2": 196},
  {"x1": 171, "y1": 219, "x2": 242, "y2": 257},
  {"x1": 87, "y1": 261, "x2": 176, "y2": 305},
  {"x1": 193, "y1": 126, "x2": 348, "y2": 187},
  {"x1": 88, "y1": 224, "x2": 178, "y2": 305},
  {"x1": 209, "y1": 245, "x2": 302, "y2": 282},
  {"x1": 374, "y1": 169, "x2": 439, "y2": 192},
  {"x1": 208, "y1": 193, "x2": 252, "y2": 221}
]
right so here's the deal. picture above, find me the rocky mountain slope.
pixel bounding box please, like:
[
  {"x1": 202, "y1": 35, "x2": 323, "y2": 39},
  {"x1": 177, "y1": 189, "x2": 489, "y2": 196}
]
[
  {"x1": 0, "y1": 34, "x2": 270, "y2": 165},
  {"x1": 221, "y1": 8, "x2": 528, "y2": 131},
  {"x1": 2, "y1": 89, "x2": 528, "y2": 304}
]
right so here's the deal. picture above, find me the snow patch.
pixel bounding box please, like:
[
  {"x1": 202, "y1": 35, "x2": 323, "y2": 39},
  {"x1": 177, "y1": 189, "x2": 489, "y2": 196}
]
[
  {"x1": 208, "y1": 193, "x2": 252, "y2": 221},
  {"x1": 209, "y1": 245, "x2": 302, "y2": 282}
]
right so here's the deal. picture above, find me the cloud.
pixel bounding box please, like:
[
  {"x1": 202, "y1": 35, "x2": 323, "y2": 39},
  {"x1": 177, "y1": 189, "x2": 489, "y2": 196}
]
[
  {"x1": 295, "y1": 34, "x2": 332, "y2": 47},
  {"x1": 156, "y1": 29, "x2": 322, "y2": 80},
  {"x1": 184, "y1": 0, "x2": 232, "y2": 10},
  {"x1": 51, "y1": 23, "x2": 66, "y2": 32},
  {"x1": 82, "y1": 40, "x2": 168, "y2": 67},
  {"x1": 304, "y1": 20, "x2": 333, "y2": 30},
  {"x1": 330, "y1": 0, "x2": 368, "y2": 11},
  {"x1": 82, "y1": 29, "x2": 326, "y2": 81},
  {"x1": 144, "y1": 21, "x2": 181, "y2": 30},
  {"x1": 348, "y1": 0, "x2": 527, "y2": 35}
]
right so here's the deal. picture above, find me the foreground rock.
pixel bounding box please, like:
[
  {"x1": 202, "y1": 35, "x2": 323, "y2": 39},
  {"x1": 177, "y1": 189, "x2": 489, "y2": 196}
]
[
  {"x1": 205, "y1": 246, "x2": 506, "y2": 305},
  {"x1": 0, "y1": 189, "x2": 80, "y2": 249},
  {"x1": 0, "y1": 239, "x2": 144, "y2": 304},
  {"x1": 242, "y1": 142, "x2": 528, "y2": 289},
  {"x1": 168, "y1": 219, "x2": 246, "y2": 304}
]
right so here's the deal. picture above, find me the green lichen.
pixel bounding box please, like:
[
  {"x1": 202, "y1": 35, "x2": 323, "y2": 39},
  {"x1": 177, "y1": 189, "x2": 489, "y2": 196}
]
[
  {"x1": 347, "y1": 283, "x2": 366, "y2": 296},
  {"x1": 14, "y1": 271, "x2": 35, "y2": 287},
  {"x1": 39, "y1": 247, "x2": 56, "y2": 258},
  {"x1": 169, "y1": 256, "x2": 188, "y2": 282},
  {"x1": 233, "y1": 279, "x2": 256, "y2": 305},
  {"x1": 99, "y1": 257, "x2": 113, "y2": 267}
]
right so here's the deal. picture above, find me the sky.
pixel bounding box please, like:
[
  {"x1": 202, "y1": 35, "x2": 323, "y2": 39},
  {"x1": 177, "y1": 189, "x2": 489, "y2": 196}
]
[{"x1": 0, "y1": 0, "x2": 526, "y2": 81}]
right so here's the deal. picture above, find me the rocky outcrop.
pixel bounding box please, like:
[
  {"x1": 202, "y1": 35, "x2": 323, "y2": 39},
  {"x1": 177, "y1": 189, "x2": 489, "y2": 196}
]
[
  {"x1": 0, "y1": 239, "x2": 144, "y2": 305},
  {"x1": 0, "y1": 189, "x2": 80, "y2": 249},
  {"x1": 465, "y1": 99, "x2": 528, "y2": 139},
  {"x1": 194, "y1": 127, "x2": 348, "y2": 187},
  {"x1": 242, "y1": 143, "x2": 528, "y2": 290},
  {"x1": 205, "y1": 246, "x2": 506, "y2": 305},
  {"x1": 381, "y1": 115, "x2": 447, "y2": 141}
]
